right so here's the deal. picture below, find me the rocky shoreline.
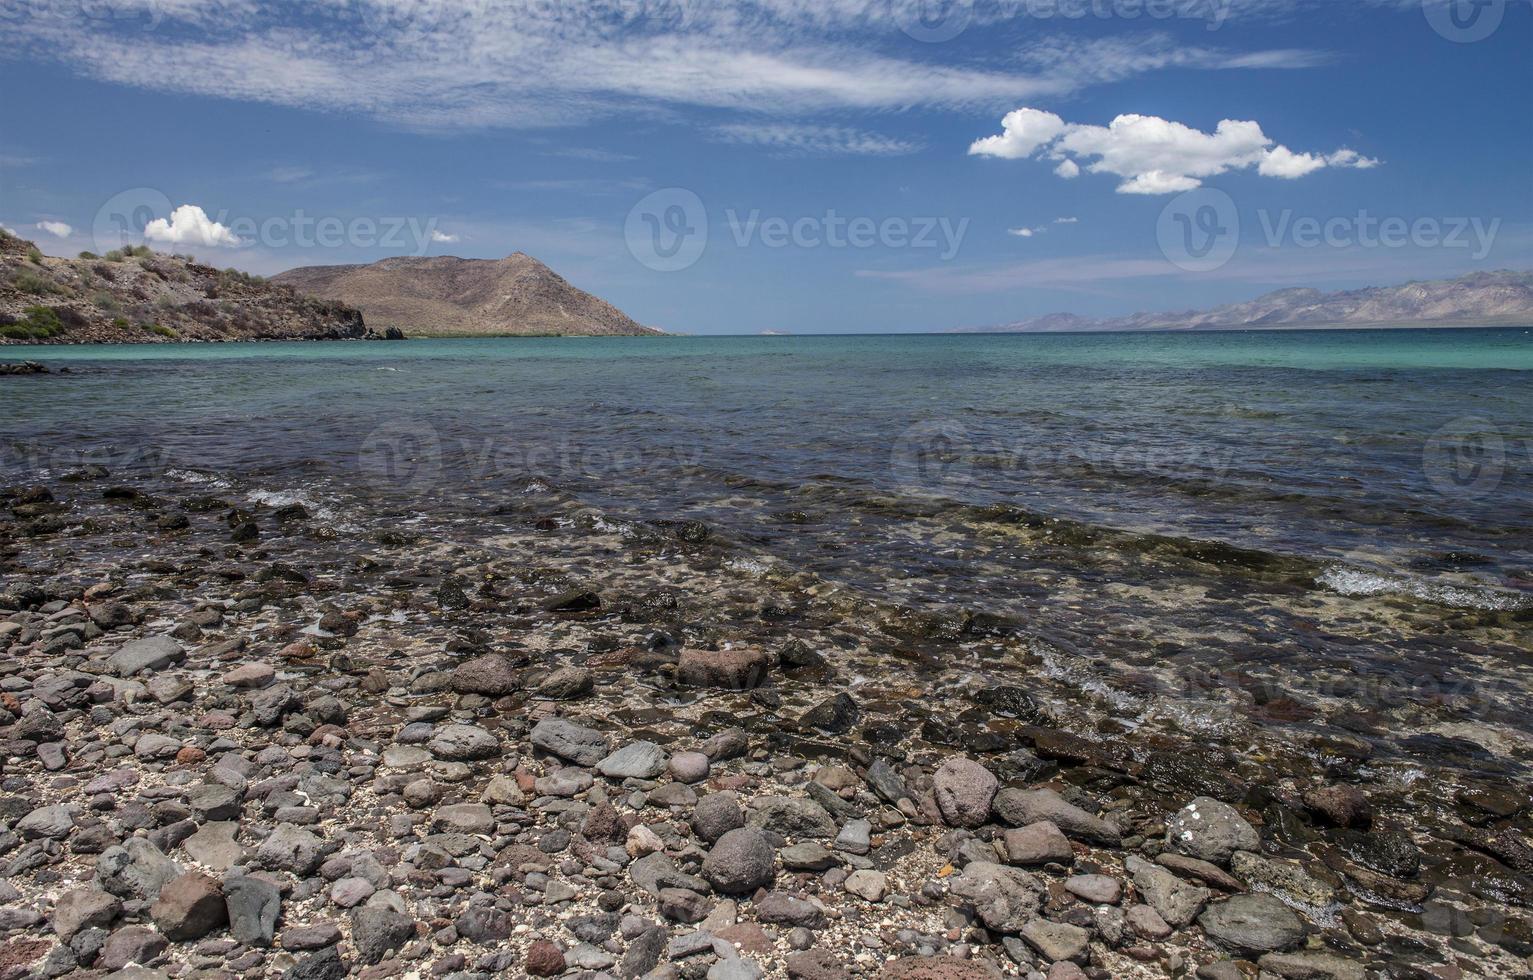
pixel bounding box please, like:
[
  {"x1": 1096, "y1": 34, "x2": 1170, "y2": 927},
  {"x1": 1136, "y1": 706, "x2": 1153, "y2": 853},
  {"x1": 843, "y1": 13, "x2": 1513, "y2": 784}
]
[{"x1": 1, "y1": 468, "x2": 1529, "y2": 980}]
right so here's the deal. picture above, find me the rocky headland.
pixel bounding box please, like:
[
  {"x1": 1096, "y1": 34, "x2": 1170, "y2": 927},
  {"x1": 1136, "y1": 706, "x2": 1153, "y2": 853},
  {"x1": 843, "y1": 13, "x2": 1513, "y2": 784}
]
[{"x1": 0, "y1": 232, "x2": 367, "y2": 345}]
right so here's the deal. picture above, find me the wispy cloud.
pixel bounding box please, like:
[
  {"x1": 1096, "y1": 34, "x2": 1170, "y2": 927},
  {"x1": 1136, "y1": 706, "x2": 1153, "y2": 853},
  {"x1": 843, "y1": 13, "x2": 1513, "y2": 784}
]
[
  {"x1": 713, "y1": 123, "x2": 922, "y2": 156},
  {"x1": 6, "y1": 2, "x2": 1340, "y2": 135},
  {"x1": 492, "y1": 177, "x2": 651, "y2": 195},
  {"x1": 544, "y1": 147, "x2": 639, "y2": 163}
]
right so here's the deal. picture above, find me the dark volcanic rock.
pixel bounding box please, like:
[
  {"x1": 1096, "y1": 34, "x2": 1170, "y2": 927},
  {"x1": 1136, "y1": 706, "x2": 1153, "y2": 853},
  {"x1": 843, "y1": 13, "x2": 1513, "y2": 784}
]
[
  {"x1": 799, "y1": 692, "x2": 860, "y2": 734},
  {"x1": 703, "y1": 827, "x2": 777, "y2": 895},
  {"x1": 224, "y1": 875, "x2": 282, "y2": 947},
  {"x1": 351, "y1": 906, "x2": 416, "y2": 964},
  {"x1": 151, "y1": 872, "x2": 227, "y2": 940}
]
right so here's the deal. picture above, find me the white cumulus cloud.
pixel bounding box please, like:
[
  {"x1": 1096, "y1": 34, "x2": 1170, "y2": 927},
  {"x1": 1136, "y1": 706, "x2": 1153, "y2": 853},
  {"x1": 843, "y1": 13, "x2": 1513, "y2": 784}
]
[
  {"x1": 36, "y1": 220, "x2": 73, "y2": 238},
  {"x1": 430, "y1": 230, "x2": 459, "y2": 243},
  {"x1": 144, "y1": 204, "x2": 242, "y2": 247},
  {"x1": 971, "y1": 108, "x2": 1379, "y2": 194},
  {"x1": 1008, "y1": 226, "x2": 1045, "y2": 238}
]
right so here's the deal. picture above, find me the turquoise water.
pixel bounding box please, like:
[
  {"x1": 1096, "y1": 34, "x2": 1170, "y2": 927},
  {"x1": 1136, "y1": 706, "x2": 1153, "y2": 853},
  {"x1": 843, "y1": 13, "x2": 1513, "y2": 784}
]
[
  {"x1": 8, "y1": 326, "x2": 1533, "y2": 370},
  {"x1": 4, "y1": 328, "x2": 1531, "y2": 610}
]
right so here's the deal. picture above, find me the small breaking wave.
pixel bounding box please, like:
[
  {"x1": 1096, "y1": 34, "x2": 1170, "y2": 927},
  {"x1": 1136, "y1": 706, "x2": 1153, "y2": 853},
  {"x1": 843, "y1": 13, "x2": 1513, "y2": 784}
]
[
  {"x1": 247, "y1": 488, "x2": 338, "y2": 521},
  {"x1": 1317, "y1": 565, "x2": 1529, "y2": 611}
]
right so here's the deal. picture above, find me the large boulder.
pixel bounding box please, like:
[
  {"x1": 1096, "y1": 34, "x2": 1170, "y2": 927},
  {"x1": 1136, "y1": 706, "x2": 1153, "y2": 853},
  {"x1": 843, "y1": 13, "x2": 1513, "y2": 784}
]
[
  {"x1": 50, "y1": 887, "x2": 122, "y2": 940},
  {"x1": 1126, "y1": 855, "x2": 1210, "y2": 928},
  {"x1": 151, "y1": 872, "x2": 227, "y2": 940},
  {"x1": 677, "y1": 648, "x2": 772, "y2": 689},
  {"x1": 426, "y1": 723, "x2": 502, "y2": 761},
  {"x1": 223, "y1": 874, "x2": 281, "y2": 947},
  {"x1": 351, "y1": 906, "x2": 416, "y2": 964},
  {"x1": 596, "y1": 741, "x2": 668, "y2": 780},
  {"x1": 993, "y1": 789, "x2": 1119, "y2": 845},
  {"x1": 702, "y1": 828, "x2": 777, "y2": 895},
  {"x1": 932, "y1": 758, "x2": 999, "y2": 829},
  {"x1": 98, "y1": 838, "x2": 182, "y2": 900},
  {"x1": 256, "y1": 823, "x2": 325, "y2": 875},
  {"x1": 109, "y1": 636, "x2": 185, "y2": 676},
  {"x1": 746, "y1": 796, "x2": 837, "y2": 839},
  {"x1": 947, "y1": 862, "x2": 1044, "y2": 933},
  {"x1": 530, "y1": 717, "x2": 611, "y2": 767},
  {"x1": 1198, "y1": 894, "x2": 1306, "y2": 954},
  {"x1": 1166, "y1": 797, "x2": 1259, "y2": 865},
  {"x1": 449, "y1": 654, "x2": 521, "y2": 696}
]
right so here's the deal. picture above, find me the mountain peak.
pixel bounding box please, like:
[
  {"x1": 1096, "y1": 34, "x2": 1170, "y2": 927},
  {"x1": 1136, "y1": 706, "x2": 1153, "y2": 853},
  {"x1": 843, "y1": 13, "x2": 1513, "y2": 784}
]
[{"x1": 272, "y1": 253, "x2": 660, "y2": 337}]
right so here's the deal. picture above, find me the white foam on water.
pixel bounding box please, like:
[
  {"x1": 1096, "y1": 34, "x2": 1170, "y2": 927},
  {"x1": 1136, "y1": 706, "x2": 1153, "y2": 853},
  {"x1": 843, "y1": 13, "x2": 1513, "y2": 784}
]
[
  {"x1": 589, "y1": 516, "x2": 632, "y2": 535},
  {"x1": 246, "y1": 489, "x2": 339, "y2": 521},
  {"x1": 166, "y1": 468, "x2": 232, "y2": 489},
  {"x1": 1317, "y1": 565, "x2": 1529, "y2": 612},
  {"x1": 1034, "y1": 640, "x2": 1144, "y2": 715},
  {"x1": 726, "y1": 557, "x2": 770, "y2": 576}
]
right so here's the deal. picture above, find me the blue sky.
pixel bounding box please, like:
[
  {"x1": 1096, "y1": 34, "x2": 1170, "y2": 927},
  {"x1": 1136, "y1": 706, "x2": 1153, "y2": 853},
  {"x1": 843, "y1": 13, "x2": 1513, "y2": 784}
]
[{"x1": 2, "y1": 0, "x2": 1529, "y2": 334}]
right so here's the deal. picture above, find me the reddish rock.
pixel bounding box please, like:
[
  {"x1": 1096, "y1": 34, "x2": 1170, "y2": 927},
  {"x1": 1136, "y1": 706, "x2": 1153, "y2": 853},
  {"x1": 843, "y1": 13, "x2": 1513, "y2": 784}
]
[
  {"x1": 879, "y1": 956, "x2": 1004, "y2": 979},
  {"x1": 786, "y1": 949, "x2": 851, "y2": 980},
  {"x1": 524, "y1": 939, "x2": 565, "y2": 976},
  {"x1": 581, "y1": 802, "x2": 625, "y2": 843},
  {"x1": 0, "y1": 938, "x2": 52, "y2": 976},
  {"x1": 175, "y1": 746, "x2": 207, "y2": 765},
  {"x1": 1304, "y1": 785, "x2": 1372, "y2": 828},
  {"x1": 151, "y1": 871, "x2": 227, "y2": 940},
  {"x1": 676, "y1": 647, "x2": 772, "y2": 690},
  {"x1": 222, "y1": 663, "x2": 275, "y2": 688},
  {"x1": 932, "y1": 757, "x2": 999, "y2": 829},
  {"x1": 450, "y1": 654, "x2": 522, "y2": 696}
]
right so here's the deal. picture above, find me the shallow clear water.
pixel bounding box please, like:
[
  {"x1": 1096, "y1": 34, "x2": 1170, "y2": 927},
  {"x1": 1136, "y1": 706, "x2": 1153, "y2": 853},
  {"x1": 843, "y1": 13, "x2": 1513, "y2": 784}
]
[{"x1": 4, "y1": 329, "x2": 1531, "y2": 611}]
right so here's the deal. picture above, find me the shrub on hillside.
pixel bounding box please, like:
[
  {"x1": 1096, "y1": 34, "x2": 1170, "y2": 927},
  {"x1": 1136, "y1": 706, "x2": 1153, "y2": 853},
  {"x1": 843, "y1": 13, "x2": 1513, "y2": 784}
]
[
  {"x1": 10, "y1": 269, "x2": 63, "y2": 295},
  {"x1": 0, "y1": 306, "x2": 65, "y2": 340}
]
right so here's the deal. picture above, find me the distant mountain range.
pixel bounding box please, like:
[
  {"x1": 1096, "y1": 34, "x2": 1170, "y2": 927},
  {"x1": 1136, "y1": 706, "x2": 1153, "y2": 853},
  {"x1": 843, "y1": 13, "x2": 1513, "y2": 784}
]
[
  {"x1": 957, "y1": 270, "x2": 1533, "y2": 333},
  {"x1": 273, "y1": 253, "x2": 661, "y2": 337}
]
